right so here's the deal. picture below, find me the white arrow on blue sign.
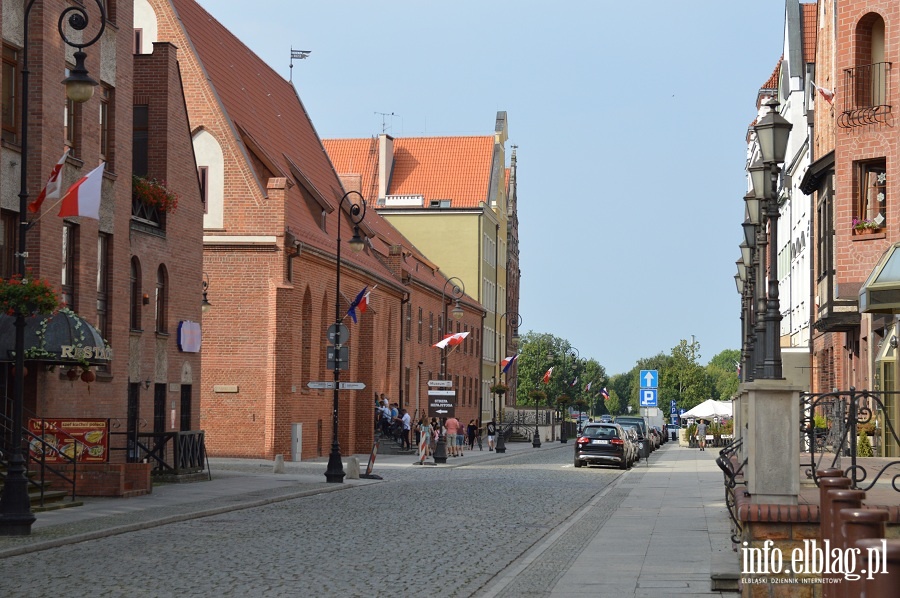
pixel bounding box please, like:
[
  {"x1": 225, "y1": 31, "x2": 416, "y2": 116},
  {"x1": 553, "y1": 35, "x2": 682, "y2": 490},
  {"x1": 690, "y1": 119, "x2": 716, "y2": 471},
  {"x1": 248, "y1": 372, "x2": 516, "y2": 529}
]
[
  {"x1": 640, "y1": 370, "x2": 658, "y2": 388},
  {"x1": 640, "y1": 389, "x2": 658, "y2": 407}
]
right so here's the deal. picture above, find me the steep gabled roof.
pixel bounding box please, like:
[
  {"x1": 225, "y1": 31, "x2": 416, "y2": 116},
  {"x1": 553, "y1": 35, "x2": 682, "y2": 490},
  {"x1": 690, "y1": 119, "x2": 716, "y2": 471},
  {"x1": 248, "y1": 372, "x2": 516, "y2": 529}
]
[
  {"x1": 171, "y1": 0, "x2": 343, "y2": 209},
  {"x1": 325, "y1": 136, "x2": 495, "y2": 209}
]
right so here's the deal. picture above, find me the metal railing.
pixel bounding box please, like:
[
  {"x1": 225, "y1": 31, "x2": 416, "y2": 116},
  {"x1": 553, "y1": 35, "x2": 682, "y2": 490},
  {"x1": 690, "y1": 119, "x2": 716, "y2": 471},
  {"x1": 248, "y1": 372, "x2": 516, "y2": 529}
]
[
  {"x1": 716, "y1": 436, "x2": 746, "y2": 545},
  {"x1": 839, "y1": 62, "x2": 892, "y2": 128},
  {"x1": 108, "y1": 428, "x2": 210, "y2": 479},
  {"x1": 800, "y1": 388, "x2": 900, "y2": 493}
]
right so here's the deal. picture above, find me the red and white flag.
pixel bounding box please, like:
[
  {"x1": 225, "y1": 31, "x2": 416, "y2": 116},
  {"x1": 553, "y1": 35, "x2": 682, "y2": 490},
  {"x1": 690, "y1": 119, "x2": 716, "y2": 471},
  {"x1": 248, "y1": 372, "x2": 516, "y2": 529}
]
[
  {"x1": 542, "y1": 366, "x2": 554, "y2": 384},
  {"x1": 812, "y1": 81, "x2": 834, "y2": 105},
  {"x1": 58, "y1": 163, "x2": 105, "y2": 220},
  {"x1": 433, "y1": 331, "x2": 469, "y2": 349},
  {"x1": 358, "y1": 289, "x2": 371, "y2": 314},
  {"x1": 28, "y1": 150, "x2": 69, "y2": 213},
  {"x1": 501, "y1": 355, "x2": 518, "y2": 373}
]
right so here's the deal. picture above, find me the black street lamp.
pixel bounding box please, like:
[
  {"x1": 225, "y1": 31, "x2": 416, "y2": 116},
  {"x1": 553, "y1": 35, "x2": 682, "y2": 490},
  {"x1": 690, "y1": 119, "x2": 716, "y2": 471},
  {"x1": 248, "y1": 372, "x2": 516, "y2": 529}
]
[
  {"x1": 751, "y1": 98, "x2": 792, "y2": 380},
  {"x1": 559, "y1": 346, "x2": 578, "y2": 443},
  {"x1": 440, "y1": 277, "x2": 465, "y2": 381},
  {"x1": 324, "y1": 191, "x2": 366, "y2": 484},
  {"x1": 494, "y1": 311, "x2": 521, "y2": 454},
  {"x1": 0, "y1": 0, "x2": 105, "y2": 537}
]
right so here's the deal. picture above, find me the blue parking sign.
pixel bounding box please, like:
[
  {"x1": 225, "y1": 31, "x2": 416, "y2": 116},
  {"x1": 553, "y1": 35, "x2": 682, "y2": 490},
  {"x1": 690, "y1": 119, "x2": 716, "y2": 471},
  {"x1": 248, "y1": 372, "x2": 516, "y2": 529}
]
[{"x1": 640, "y1": 389, "x2": 658, "y2": 407}]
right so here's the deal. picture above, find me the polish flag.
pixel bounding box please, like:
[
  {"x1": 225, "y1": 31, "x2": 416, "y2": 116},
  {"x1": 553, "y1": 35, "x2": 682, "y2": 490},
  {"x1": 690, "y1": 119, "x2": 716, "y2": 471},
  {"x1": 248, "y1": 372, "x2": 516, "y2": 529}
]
[
  {"x1": 600, "y1": 387, "x2": 610, "y2": 400},
  {"x1": 28, "y1": 150, "x2": 69, "y2": 213},
  {"x1": 812, "y1": 81, "x2": 834, "y2": 105},
  {"x1": 358, "y1": 289, "x2": 370, "y2": 314},
  {"x1": 501, "y1": 355, "x2": 518, "y2": 373},
  {"x1": 570, "y1": 376, "x2": 578, "y2": 387},
  {"x1": 58, "y1": 163, "x2": 105, "y2": 220},
  {"x1": 542, "y1": 366, "x2": 554, "y2": 384},
  {"x1": 433, "y1": 331, "x2": 469, "y2": 349},
  {"x1": 586, "y1": 381, "x2": 592, "y2": 391}
]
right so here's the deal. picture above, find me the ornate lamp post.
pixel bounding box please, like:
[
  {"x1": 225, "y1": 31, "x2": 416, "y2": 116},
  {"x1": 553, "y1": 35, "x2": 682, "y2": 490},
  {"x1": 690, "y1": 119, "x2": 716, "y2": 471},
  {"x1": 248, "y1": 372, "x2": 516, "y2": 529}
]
[
  {"x1": 751, "y1": 98, "x2": 792, "y2": 380},
  {"x1": 324, "y1": 191, "x2": 366, "y2": 484},
  {"x1": 440, "y1": 277, "x2": 465, "y2": 380},
  {"x1": 559, "y1": 346, "x2": 578, "y2": 443},
  {"x1": 494, "y1": 311, "x2": 521, "y2": 455},
  {"x1": 0, "y1": 0, "x2": 106, "y2": 536}
]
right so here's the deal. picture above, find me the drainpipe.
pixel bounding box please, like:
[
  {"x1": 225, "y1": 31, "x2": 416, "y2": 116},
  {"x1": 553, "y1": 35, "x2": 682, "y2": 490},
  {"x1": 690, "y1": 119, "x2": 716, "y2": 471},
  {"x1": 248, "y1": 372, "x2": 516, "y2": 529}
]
[{"x1": 399, "y1": 291, "x2": 409, "y2": 410}]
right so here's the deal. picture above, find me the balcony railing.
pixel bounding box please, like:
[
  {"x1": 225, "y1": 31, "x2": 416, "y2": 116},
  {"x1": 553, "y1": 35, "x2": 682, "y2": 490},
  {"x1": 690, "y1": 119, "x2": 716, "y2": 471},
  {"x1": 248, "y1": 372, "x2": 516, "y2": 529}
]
[{"x1": 839, "y1": 62, "x2": 892, "y2": 128}]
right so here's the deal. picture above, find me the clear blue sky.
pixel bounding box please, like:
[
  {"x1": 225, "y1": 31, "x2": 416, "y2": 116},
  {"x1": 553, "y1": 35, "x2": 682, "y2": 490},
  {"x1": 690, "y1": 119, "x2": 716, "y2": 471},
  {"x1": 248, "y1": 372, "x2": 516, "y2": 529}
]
[{"x1": 196, "y1": 0, "x2": 787, "y2": 375}]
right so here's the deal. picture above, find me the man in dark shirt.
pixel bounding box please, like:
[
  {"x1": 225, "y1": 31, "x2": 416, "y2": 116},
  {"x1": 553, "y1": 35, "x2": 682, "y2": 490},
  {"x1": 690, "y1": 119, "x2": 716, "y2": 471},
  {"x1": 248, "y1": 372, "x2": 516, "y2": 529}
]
[
  {"x1": 486, "y1": 419, "x2": 497, "y2": 451},
  {"x1": 697, "y1": 420, "x2": 708, "y2": 451}
]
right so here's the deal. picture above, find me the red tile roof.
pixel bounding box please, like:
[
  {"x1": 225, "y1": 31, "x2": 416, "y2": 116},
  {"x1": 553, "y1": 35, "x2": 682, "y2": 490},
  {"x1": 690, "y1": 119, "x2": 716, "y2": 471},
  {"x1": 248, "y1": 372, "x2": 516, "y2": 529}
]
[
  {"x1": 324, "y1": 136, "x2": 495, "y2": 209},
  {"x1": 169, "y1": 0, "x2": 467, "y2": 295}
]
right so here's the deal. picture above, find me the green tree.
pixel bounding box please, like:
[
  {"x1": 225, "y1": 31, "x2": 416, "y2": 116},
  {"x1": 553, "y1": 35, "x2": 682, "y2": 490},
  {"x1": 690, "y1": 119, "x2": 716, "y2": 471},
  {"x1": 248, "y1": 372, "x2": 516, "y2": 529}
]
[
  {"x1": 706, "y1": 349, "x2": 741, "y2": 400},
  {"x1": 516, "y1": 332, "x2": 582, "y2": 407},
  {"x1": 660, "y1": 339, "x2": 714, "y2": 413}
]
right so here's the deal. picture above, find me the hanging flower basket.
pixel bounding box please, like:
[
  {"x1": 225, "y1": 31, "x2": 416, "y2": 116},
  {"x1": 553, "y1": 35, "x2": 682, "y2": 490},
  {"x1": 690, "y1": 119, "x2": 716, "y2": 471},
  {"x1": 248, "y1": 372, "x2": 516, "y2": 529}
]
[
  {"x1": 132, "y1": 175, "x2": 179, "y2": 213},
  {"x1": 490, "y1": 383, "x2": 509, "y2": 395},
  {"x1": 0, "y1": 272, "x2": 60, "y2": 316}
]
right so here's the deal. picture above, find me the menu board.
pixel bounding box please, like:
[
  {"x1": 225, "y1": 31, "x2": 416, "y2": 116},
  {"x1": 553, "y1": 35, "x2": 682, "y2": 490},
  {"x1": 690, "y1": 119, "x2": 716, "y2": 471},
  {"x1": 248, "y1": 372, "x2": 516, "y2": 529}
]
[{"x1": 27, "y1": 418, "x2": 110, "y2": 463}]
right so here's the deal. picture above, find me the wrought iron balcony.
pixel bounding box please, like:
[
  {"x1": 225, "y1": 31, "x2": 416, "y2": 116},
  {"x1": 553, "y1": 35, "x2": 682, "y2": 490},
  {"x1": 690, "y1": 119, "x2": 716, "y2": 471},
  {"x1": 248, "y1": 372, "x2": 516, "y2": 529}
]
[{"x1": 839, "y1": 62, "x2": 892, "y2": 128}]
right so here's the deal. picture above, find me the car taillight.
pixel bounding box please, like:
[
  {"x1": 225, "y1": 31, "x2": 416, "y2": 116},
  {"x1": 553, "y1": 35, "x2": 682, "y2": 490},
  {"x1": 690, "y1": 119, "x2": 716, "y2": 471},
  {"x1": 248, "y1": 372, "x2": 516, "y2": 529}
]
[
  {"x1": 610, "y1": 438, "x2": 624, "y2": 446},
  {"x1": 576, "y1": 437, "x2": 588, "y2": 445}
]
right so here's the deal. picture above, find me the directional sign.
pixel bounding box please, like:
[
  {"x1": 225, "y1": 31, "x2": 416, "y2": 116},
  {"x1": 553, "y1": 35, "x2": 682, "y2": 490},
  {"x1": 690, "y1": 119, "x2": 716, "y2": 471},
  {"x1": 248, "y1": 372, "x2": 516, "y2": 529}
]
[
  {"x1": 307, "y1": 381, "x2": 335, "y2": 389},
  {"x1": 670, "y1": 399, "x2": 677, "y2": 415},
  {"x1": 428, "y1": 394, "x2": 455, "y2": 418},
  {"x1": 640, "y1": 388, "x2": 658, "y2": 407},
  {"x1": 427, "y1": 380, "x2": 453, "y2": 388},
  {"x1": 339, "y1": 382, "x2": 366, "y2": 390},
  {"x1": 327, "y1": 323, "x2": 350, "y2": 345},
  {"x1": 428, "y1": 390, "x2": 455, "y2": 396},
  {"x1": 640, "y1": 370, "x2": 658, "y2": 389},
  {"x1": 327, "y1": 346, "x2": 349, "y2": 371}
]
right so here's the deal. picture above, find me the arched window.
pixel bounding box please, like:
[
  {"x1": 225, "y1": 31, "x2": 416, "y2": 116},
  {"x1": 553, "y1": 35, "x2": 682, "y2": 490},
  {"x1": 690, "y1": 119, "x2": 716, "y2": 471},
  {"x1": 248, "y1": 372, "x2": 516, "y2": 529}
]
[
  {"x1": 192, "y1": 129, "x2": 225, "y2": 229},
  {"x1": 130, "y1": 257, "x2": 142, "y2": 330},
  {"x1": 155, "y1": 265, "x2": 168, "y2": 333}
]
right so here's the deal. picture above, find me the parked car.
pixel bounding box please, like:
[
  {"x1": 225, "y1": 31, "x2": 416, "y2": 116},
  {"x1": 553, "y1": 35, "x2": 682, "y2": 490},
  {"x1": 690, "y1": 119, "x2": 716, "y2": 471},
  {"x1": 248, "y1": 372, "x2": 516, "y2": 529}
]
[
  {"x1": 598, "y1": 414, "x2": 613, "y2": 423},
  {"x1": 618, "y1": 422, "x2": 649, "y2": 459},
  {"x1": 615, "y1": 416, "x2": 649, "y2": 442},
  {"x1": 574, "y1": 423, "x2": 632, "y2": 469}
]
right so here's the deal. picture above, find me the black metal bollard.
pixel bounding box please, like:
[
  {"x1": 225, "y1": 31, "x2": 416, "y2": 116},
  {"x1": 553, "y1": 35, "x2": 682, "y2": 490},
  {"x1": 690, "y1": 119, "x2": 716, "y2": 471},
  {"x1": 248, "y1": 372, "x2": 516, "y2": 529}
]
[{"x1": 433, "y1": 438, "x2": 448, "y2": 464}]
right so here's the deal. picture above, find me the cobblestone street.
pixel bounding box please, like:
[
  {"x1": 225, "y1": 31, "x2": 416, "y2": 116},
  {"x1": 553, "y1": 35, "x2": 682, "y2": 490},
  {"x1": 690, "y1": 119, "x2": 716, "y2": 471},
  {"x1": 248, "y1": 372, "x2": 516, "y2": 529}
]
[{"x1": 0, "y1": 446, "x2": 624, "y2": 597}]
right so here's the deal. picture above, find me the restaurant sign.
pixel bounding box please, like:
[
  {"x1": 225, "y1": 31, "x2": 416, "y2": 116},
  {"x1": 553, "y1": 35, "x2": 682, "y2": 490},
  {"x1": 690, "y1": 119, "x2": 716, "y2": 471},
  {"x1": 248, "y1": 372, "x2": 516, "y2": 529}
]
[{"x1": 28, "y1": 418, "x2": 110, "y2": 463}]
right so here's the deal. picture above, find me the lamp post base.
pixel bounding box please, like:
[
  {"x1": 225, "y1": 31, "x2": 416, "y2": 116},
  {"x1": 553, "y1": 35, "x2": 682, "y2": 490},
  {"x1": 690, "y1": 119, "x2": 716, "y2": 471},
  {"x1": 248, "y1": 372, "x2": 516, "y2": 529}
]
[
  {"x1": 496, "y1": 427, "x2": 506, "y2": 453},
  {"x1": 324, "y1": 449, "x2": 345, "y2": 483},
  {"x1": 0, "y1": 455, "x2": 36, "y2": 536},
  {"x1": 532, "y1": 429, "x2": 541, "y2": 448}
]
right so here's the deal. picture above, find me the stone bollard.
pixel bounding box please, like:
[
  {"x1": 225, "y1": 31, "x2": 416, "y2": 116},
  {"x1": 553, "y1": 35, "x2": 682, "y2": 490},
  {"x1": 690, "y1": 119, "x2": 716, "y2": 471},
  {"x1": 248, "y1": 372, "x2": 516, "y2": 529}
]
[
  {"x1": 818, "y1": 475, "x2": 851, "y2": 598},
  {"x1": 825, "y1": 489, "x2": 865, "y2": 598},
  {"x1": 840, "y1": 509, "x2": 888, "y2": 598},
  {"x1": 346, "y1": 456, "x2": 360, "y2": 479},
  {"x1": 273, "y1": 454, "x2": 285, "y2": 474},
  {"x1": 858, "y1": 538, "x2": 900, "y2": 598},
  {"x1": 433, "y1": 439, "x2": 448, "y2": 464}
]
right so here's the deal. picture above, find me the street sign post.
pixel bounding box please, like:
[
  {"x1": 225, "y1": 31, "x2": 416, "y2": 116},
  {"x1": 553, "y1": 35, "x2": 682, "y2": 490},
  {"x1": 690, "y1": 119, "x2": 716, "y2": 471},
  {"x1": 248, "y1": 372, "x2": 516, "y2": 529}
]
[
  {"x1": 326, "y1": 346, "x2": 349, "y2": 371},
  {"x1": 427, "y1": 390, "x2": 455, "y2": 396},
  {"x1": 427, "y1": 380, "x2": 452, "y2": 387},
  {"x1": 307, "y1": 381, "x2": 335, "y2": 389},
  {"x1": 428, "y1": 394, "x2": 455, "y2": 418}
]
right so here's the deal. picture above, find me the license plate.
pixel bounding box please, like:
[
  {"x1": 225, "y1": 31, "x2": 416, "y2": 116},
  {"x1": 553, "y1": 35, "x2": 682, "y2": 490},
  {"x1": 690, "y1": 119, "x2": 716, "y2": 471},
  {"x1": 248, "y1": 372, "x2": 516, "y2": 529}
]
[{"x1": 591, "y1": 439, "x2": 609, "y2": 445}]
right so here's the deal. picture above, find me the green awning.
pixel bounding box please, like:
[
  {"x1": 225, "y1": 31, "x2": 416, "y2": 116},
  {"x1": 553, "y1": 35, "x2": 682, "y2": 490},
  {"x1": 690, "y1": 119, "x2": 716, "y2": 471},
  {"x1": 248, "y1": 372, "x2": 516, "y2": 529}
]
[
  {"x1": 0, "y1": 309, "x2": 111, "y2": 365},
  {"x1": 860, "y1": 243, "x2": 900, "y2": 313}
]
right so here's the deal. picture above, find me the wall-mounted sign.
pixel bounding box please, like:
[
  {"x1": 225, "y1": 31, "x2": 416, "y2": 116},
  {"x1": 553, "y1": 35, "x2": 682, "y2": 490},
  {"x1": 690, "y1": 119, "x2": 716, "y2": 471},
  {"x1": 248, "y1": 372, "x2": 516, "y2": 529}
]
[
  {"x1": 178, "y1": 321, "x2": 202, "y2": 352},
  {"x1": 28, "y1": 418, "x2": 109, "y2": 463}
]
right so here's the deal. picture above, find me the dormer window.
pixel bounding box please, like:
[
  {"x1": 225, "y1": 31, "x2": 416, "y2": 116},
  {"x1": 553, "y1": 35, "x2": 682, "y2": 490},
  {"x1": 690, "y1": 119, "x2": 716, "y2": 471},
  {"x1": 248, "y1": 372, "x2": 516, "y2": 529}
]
[{"x1": 429, "y1": 199, "x2": 451, "y2": 208}]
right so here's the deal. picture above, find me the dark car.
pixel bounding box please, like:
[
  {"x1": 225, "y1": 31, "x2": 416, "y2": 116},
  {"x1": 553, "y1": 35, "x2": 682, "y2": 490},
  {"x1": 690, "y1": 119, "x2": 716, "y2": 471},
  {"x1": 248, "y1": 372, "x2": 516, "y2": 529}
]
[{"x1": 574, "y1": 423, "x2": 631, "y2": 469}]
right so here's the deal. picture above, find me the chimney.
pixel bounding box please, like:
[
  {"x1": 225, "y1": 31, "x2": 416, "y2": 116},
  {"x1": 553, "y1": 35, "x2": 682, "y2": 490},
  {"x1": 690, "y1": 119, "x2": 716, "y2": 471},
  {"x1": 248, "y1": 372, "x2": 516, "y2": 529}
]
[{"x1": 378, "y1": 134, "x2": 394, "y2": 200}]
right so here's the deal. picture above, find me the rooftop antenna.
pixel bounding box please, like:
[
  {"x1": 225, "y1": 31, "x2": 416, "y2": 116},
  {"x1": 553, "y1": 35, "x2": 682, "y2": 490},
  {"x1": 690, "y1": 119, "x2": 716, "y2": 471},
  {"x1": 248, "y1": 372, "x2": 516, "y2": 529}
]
[
  {"x1": 289, "y1": 48, "x2": 311, "y2": 83},
  {"x1": 375, "y1": 112, "x2": 398, "y2": 134}
]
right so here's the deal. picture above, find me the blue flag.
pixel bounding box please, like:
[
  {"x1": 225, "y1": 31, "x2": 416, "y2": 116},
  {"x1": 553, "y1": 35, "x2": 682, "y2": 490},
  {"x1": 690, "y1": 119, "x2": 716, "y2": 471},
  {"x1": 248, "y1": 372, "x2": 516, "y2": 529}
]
[{"x1": 347, "y1": 286, "x2": 368, "y2": 323}]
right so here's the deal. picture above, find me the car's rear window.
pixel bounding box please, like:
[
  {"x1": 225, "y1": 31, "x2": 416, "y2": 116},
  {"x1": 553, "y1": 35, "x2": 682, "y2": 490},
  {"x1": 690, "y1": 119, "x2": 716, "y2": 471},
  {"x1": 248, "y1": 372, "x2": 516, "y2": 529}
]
[{"x1": 582, "y1": 426, "x2": 617, "y2": 439}]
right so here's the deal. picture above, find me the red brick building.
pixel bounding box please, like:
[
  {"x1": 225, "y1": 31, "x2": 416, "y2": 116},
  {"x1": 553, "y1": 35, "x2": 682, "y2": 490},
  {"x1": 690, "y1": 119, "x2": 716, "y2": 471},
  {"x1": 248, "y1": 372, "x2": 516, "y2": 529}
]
[
  {"x1": 0, "y1": 0, "x2": 204, "y2": 480},
  {"x1": 145, "y1": 0, "x2": 483, "y2": 460}
]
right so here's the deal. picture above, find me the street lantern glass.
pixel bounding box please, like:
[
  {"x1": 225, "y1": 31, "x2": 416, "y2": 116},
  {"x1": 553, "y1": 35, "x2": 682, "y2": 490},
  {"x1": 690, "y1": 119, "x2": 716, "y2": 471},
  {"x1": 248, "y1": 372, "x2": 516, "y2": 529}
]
[
  {"x1": 754, "y1": 98, "x2": 792, "y2": 164},
  {"x1": 740, "y1": 241, "x2": 752, "y2": 268},
  {"x1": 62, "y1": 52, "x2": 98, "y2": 103},
  {"x1": 451, "y1": 300, "x2": 464, "y2": 320},
  {"x1": 348, "y1": 228, "x2": 364, "y2": 252},
  {"x1": 736, "y1": 259, "x2": 747, "y2": 281},
  {"x1": 744, "y1": 191, "x2": 761, "y2": 225},
  {"x1": 742, "y1": 221, "x2": 757, "y2": 249},
  {"x1": 735, "y1": 274, "x2": 744, "y2": 294},
  {"x1": 748, "y1": 159, "x2": 768, "y2": 201}
]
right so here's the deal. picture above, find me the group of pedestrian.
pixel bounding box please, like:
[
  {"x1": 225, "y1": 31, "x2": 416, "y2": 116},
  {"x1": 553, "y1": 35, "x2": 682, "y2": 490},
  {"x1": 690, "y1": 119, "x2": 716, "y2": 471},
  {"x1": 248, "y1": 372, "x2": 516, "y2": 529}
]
[
  {"x1": 374, "y1": 397, "x2": 412, "y2": 449},
  {"x1": 414, "y1": 416, "x2": 492, "y2": 464}
]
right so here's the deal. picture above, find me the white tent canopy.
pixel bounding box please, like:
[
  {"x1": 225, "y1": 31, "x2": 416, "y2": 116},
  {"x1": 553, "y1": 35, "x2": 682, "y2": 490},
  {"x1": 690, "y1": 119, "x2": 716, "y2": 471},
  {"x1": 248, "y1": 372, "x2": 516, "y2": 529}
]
[{"x1": 682, "y1": 399, "x2": 732, "y2": 420}]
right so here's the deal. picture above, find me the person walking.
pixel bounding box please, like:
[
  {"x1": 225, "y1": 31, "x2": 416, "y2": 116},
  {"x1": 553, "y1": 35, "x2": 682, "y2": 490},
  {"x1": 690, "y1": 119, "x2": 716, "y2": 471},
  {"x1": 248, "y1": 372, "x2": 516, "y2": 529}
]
[
  {"x1": 697, "y1": 419, "x2": 708, "y2": 451},
  {"x1": 415, "y1": 416, "x2": 432, "y2": 464},
  {"x1": 486, "y1": 418, "x2": 497, "y2": 451},
  {"x1": 445, "y1": 416, "x2": 460, "y2": 457},
  {"x1": 400, "y1": 409, "x2": 412, "y2": 450},
  {"x1": 467, "y1": 419, "x2": 477, "y2": 450}
]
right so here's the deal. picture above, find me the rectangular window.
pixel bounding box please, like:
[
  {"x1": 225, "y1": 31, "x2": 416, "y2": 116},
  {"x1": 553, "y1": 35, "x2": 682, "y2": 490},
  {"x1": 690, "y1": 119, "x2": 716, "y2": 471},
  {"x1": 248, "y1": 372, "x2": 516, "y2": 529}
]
[
  {"x1": 61, "y1": 222, "x2": 77, "y2": 309},
  {"x1": 97, "y1": 233, "x2": 110, "y2": 339},
  {"x1": 417, "y1": 307, "x2": 423, "y2": 343},
  {"x1": 0, "y1": 210, "x2": 16, "y2": 279},
  {"x1": 428, "y1": 312, "x2": 434, "y2": 345},
  {"x1": 198, "y1": 165, "x2": 208, "y2": 212},
  {"x1": 133, "y1": 29, "x2": 143, "y2": 55},
  {"x1": 133, "y1": 105, "x2": 149, "y2": 176},
  {"x1": 855, "y1": 159, "x2": 886, "y2": 231},
  {"x1": 2, "y1": 45, "x2": 18, "y2": 144},
  {"x1": 405, "y1": 303, "x2": 411, "y2": 341}
]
